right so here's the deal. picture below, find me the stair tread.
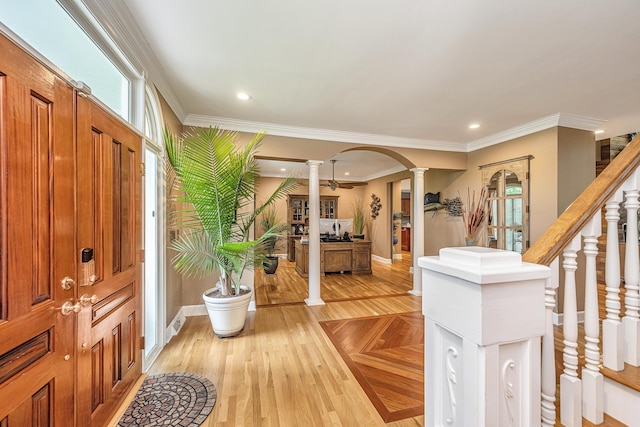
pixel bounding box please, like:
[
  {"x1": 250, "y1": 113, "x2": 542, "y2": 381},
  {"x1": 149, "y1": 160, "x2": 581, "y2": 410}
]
[{"x1": 580, "y1": 413, "x2": 628, "y2": 426}]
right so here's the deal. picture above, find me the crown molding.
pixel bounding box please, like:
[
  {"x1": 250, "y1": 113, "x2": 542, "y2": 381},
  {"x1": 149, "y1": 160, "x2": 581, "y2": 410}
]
[
  {"x1": 557, "y1": 113, "x2": 606, "y2": 131},
  {"x1": 184, "y1": 114, "x2": 468, "y2": 152},
  {"x1": 467, "y1": 113, "x2": 607, "y2": 152}
]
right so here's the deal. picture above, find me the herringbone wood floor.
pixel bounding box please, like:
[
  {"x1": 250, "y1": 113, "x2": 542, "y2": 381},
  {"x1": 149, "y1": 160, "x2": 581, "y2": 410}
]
[{"x1": 109, "y1": 252, "x2": 423, "y2": 426}]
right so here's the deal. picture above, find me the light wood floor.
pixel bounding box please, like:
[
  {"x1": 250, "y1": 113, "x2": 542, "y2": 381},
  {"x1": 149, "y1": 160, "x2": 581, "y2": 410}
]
[{"x1": 109, "y1": 252, "x2": 423, "y2": 426}]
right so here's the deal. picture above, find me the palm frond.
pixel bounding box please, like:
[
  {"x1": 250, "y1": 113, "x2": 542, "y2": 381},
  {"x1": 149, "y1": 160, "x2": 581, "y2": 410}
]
[{"x1": 164, "y1": 125, "x2": 298, "y2": 294}]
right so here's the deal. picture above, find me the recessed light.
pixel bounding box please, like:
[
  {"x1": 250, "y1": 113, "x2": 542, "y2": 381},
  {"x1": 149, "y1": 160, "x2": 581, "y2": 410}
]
[
  {"x1": 236, "y1": 92, "x2": 251, "y2": 101},
  {"x1": 594, "y1": 129, "x2": 605, "y2": 135},
  {"x1": 469, "y1": 123, "x2": 480, "y2": 129},
  {"x1": 280, "y1": 168, "x2": 286, "y2": 172},
  {"x1": 344, "y1": 172, "x2": 350, "y2": 176}
]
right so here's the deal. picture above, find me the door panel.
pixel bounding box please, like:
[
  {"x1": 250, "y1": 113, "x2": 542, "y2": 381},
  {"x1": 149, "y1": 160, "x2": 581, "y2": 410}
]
[
  {"x1": 76, "y1": 94, "x2": 142, "y2": 426},
  {"x1": 0, "y1": 33, "x2": 75, "y2": 426}
]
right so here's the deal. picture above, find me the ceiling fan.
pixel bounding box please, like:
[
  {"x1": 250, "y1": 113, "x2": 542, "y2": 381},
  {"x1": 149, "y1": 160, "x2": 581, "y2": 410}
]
[{"x1": 320, "y1": 159, "x2": 368, "y2": 191}]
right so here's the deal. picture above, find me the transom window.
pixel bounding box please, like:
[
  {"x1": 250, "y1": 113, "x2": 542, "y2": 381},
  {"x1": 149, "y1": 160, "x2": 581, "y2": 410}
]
[{"x1": 2, "y1": 0, "x2": 132, "y2": 120}]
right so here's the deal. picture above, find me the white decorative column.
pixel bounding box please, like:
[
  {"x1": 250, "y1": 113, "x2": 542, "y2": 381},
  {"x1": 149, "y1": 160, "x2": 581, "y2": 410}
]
[
  {"x1": 410, "y1": 167, "x2": 427, "y2": 296},
  {"x1": 420, "y1": 247, "x2": 550, "y2": 427},
  {"x1": 305, "y1": 160, "x2": 325, "y2": 306}
]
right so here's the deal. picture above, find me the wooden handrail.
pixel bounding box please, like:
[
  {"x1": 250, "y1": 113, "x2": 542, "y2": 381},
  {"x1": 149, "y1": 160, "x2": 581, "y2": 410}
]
[{"x1": 523, "y1": 134, "x2": 640, "y2": 266}]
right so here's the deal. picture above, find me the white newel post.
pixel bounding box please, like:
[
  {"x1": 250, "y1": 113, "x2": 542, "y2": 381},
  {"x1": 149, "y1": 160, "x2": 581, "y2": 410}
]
[
  {"x1": 305, "y1": 160, "x2": 325, "y2": 306},
  {"x1": 420, "y1": 247, "x2": 550, "y2": 427}
]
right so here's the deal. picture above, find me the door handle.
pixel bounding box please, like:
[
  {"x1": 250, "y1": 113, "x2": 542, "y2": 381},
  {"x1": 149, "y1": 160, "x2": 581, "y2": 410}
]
[
  {"x1": 61, "y1": 300, "x2": 82, "y2": 316},
  {"x1": 60, "y1": 294, "x2": 97, "y2": 315},
  {"x1": 79, "y1": 294, "x2": 98, "y2": 306}
]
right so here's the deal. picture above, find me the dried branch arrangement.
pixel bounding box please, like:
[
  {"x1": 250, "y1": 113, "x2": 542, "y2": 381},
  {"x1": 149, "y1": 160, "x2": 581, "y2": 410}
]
[{"x1": 459, "y1": 187, "x2": 488, "y2": 239}]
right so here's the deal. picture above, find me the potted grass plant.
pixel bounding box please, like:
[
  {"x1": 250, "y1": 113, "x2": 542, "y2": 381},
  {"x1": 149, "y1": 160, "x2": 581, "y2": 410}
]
[
  {"x1": 164, "y1": 126, "x2": 298, "y2": 337},
  {"x1": 352, "y1": 198, "x2": 367, "y2": 239}
]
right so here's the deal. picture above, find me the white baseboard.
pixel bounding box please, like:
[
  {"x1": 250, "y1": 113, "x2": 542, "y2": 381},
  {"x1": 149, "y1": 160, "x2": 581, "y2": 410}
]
[
  {"x1": 372, "y1": 254, "x2": 392, "y2": 264},
  {"x1": 409, "y1": 266, "x2": 414, "y2": 274},
  {"x1": 165, "y1": 307, "x2": 186, "y2": 344},
  {"x1": 183, "y1": 304, "x2": 207, "y2": 317},
  {"x1": 165, "y1": 301, "x2": 256, "y2": 342},
  {"x1": 604, "y1": 377, "x2": 640, "y2": 427},
  {"x1": 552, "y1": 310, "x2": 585, "y2": 326}
]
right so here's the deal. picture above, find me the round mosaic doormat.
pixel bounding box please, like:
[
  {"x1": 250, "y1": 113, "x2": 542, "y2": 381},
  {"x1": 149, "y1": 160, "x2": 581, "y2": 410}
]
[{"x1": 118, "y1": 372, "x2": 217, "y2": 426}]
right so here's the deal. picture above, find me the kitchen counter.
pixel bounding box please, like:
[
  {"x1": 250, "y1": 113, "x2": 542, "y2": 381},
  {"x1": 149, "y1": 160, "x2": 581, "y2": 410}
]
[
  {"x1": 287, "y1": 234, "x2": 305, "y2": 261},
  {"x1": 295, "y1": 239, "x2": 372, "y2": 277}
]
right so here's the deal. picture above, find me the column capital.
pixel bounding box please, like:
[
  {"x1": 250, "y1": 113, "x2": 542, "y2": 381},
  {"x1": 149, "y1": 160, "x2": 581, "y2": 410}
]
[
  {"x1": 306, "y1": 160, "x2": 324, "y2": 167},
  {"x1": 410, "y1": 167, "x2": 429, "y2": 175}
]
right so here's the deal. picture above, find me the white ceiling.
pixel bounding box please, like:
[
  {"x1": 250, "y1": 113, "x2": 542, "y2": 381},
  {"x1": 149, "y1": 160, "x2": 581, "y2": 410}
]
[{"x1": 103, "y1": 1, "x2": 640, "y2": 178}]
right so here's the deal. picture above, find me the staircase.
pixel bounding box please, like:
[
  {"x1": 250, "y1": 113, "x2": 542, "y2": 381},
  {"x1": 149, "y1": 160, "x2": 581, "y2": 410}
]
[{"x1": 524, "y1": 134, "x2": 640, "y2": 426}]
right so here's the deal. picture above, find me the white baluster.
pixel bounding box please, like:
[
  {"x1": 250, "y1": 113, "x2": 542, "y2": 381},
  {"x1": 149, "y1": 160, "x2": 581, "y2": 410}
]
[
  {"x1": 603, "y1": 197, "x2": 624, "y2": 370},
  {"x1": 560, "y1": 236, "x2": 581, "y2": 427},
  {"x1": 623, "y1": 189, "x2": 640, "y2": 366},
  {"x1": 582, "y1": 219, "x2": 603, "y2": 423},
  {"x1": 541, "y1": 258, "x2": 559, "y2": 427}
]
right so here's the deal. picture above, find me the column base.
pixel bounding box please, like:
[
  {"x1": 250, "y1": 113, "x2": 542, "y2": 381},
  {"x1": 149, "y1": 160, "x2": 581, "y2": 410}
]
[{"x1": 304, "y1": 297, "x2": 325, "y2": 306}]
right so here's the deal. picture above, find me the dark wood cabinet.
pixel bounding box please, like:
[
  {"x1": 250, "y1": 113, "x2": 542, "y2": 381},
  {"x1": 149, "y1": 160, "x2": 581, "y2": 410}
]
[
  {"x1": 287, "y1": 235, "x2": 302, "y2": 261},
  {"x1": 401, "y1": 198, "x2": 411, "y2": 216},
  {"x1": 401, "y1": 228, "x2": 411, "y2": 251}
]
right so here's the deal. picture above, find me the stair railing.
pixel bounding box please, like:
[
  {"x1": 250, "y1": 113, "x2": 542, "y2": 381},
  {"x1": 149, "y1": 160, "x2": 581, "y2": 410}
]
[{"x1": 523, "y1": 134, "x2": 640, "y2": 426}]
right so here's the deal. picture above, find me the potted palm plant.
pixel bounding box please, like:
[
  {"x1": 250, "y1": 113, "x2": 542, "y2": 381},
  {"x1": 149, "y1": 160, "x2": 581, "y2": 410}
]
[
  {"x1": 164, "y1": 126, "x2": 297, "y2": 337},
  {"x1": 258, "y1": 204, "x2": 285, "y2": 274}
]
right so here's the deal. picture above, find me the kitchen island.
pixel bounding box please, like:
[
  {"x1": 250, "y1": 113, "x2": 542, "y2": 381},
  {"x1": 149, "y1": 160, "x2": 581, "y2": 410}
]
[{"x1": 295, "y1": 239, "x2": 372, "y2": 277}]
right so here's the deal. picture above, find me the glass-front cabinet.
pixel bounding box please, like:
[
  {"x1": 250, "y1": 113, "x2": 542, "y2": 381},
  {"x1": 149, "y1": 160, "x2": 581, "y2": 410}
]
[
  {"x1": 482, "y1": 157, "x2": 530, "y2": 254},
  {"x1": 288, "y1": 195, "x2": 339, "y2": 231}
]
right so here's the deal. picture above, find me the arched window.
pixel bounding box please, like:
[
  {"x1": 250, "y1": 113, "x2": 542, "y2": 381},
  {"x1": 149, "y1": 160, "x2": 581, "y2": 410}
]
[{"x1": 482, "y1": 156, "x2": 531, "y2": 253}]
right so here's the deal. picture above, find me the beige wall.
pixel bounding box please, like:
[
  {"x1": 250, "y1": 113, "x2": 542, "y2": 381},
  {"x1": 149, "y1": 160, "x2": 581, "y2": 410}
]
[
  {"x1": 557, "y1": 127, "x2": 596, "y2": 215},
  {"x1": 158, "y1": 91, "x2": 185, "y2": 327},
  {"x1": 420, "y1": 127, "x2": 595, "y2": 314}
]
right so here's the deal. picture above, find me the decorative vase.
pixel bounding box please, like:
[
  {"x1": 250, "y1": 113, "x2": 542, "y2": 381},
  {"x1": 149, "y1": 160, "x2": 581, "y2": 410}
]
[
  {"x1": 263, "y1": 256, "x2": 279, "y2": 275},
  {"x1": 202, "y1": 285, "x2": 253, "y2": 338},
  {"x1": 465, "y1": 237, "x2": 475, "y2": 246}
]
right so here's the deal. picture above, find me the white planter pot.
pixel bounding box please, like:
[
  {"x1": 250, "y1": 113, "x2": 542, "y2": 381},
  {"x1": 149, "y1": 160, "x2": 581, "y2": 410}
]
[{"x1": 202, "y1": 285, "x2": 253, "y2": 338}]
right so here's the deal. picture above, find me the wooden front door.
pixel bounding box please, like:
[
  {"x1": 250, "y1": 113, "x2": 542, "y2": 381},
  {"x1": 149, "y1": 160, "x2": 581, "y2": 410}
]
[
  {"x1": 0, "y1": 34, "x2": 76, "y2": 425},
  {"x1": 0, "y1": 33, "x2": 142, "y2": 426},
  {"x1": 75, "y1": 95, "x2": 142, "y2": 426}
]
